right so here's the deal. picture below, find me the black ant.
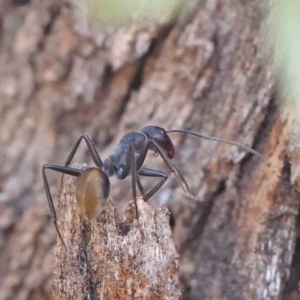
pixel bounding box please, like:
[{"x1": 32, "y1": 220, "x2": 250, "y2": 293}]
[{"x1": 42, "y1": 126, "x2": 262, "y2": 249}]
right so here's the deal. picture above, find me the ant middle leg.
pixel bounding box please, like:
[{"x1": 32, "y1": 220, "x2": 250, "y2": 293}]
[
  {"x1": 42, "y1": 164, "x2": 82, "y2": 250},
  {"x1": 129, "y1": 143, "x2": 139, "y2": 221},
  {"x1": 65, "y1": 134, "x2": 103, "y2": 168},
  {"x1": 129, "y1": 143, "x2": 144, "y2": 235},
  {"x1": 136, "y1": 167, "x2": 168, "y2": 201}
]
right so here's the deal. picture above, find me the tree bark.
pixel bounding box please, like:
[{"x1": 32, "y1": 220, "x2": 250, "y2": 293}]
[
  {"x1": 52, "y1": 164, "x2": 180, "y2": 299},
  {"x1": 0, "y1": 0, "x2": 299, "y2": 300}
]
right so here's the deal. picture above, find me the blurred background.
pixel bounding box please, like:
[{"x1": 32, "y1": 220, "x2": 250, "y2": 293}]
[{"x1": 0, "y1": 0, "x2": 300, "y2": 299}]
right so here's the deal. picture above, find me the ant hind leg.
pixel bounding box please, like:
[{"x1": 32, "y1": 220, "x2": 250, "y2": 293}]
[
  {"x1": 65, "y1": 134, "x2": 104, "y2": 168},
  {"x1": 42, "y1": 164, "x2": 82, "y2": 250}
]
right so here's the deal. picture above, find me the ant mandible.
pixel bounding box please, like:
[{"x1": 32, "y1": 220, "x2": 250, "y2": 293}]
[{"x1": 42, "y1": 125, "x2": 262, "y2": 249}]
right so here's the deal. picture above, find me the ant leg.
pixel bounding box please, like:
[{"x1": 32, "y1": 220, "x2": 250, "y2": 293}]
[
  {"x1": 42, "y1": 164, "x2": 82, "y2": 250},
  {"x1": 136, "y1": 177, "x2": 145, "y2": 196},
  {"x1": 129, "y1": 143, "x2": 144, "y2": 235},
  {"x1": 137, "y1": 167, "x2": 168, "y2": 201},
  {"x1": 148, "y1": 140, "x2": 200, "y2": 201},
  {"x1": 65, "y1": 134, "x2": 103, "y2": 168},
  {"x1": 129, "y1": 143, "x2": 139, "y2": 221}
]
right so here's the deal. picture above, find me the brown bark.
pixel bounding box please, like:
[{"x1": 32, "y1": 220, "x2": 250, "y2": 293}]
[
  {"x1": 0, "y1": 0, "x2": 299, "y2": 300},
  {"x1": 52, "y1": 164, "x2": 180, "y2": 299}
]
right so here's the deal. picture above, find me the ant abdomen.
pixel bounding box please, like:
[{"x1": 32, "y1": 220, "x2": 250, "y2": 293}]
[{"x1": 75, "y1": 168, "x2": 110, "y2": 220}]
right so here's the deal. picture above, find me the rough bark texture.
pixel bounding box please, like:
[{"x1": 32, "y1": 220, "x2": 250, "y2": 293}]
[
  {"x1": 52, "y1": 164, "x2": 180, "y2": 299},
  {"x1": 0, "y1": 0, "x2": 300, "y2": 300}
]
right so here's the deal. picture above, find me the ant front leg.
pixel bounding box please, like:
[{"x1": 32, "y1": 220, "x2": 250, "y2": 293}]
[
  {"x1": 148, "y1": 140, "x2": 201, "y2": 201},
  {"x1": 65, "y1": 134, "x2": 103, "y2": 168},
  {"x1": 42, "y1": 164, "x2": 82, "y2": 250},
  {"x1": 137, "y1": 167, "x2": 168, "y2": 201}
]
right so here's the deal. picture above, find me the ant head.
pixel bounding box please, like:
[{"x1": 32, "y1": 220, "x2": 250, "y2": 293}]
[{"x1": 141, "y1": 126, "x2": 175, "y2": 158}]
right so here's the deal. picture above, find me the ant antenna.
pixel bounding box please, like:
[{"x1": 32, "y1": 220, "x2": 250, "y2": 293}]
[{"x1": 167, "y1": 129, "x2": 263, "y2": 159}]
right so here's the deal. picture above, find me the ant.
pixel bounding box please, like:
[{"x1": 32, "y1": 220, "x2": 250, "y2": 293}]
[{"x1": 42, "y1": 125, "x2": 262, "y2": 250}]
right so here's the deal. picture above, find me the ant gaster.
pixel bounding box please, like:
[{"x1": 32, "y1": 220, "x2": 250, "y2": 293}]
[{"x1": 43, "y1": 125, "x2": 262, "y2": 249}]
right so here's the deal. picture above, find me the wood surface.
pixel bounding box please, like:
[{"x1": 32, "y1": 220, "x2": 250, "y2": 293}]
[{"x1": 0, "y1": 0, "x2": 299, "y2": 299}]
